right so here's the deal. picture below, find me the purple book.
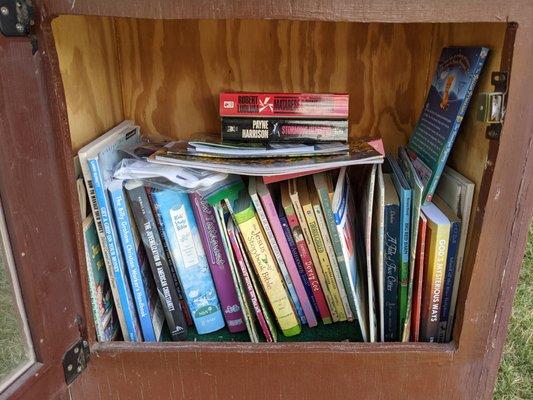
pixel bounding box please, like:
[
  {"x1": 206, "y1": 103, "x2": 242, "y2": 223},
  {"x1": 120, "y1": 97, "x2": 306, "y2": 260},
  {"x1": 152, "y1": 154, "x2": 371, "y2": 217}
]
[{"x1": 190, "y1": 193, "x2": 246, "y2": 333}]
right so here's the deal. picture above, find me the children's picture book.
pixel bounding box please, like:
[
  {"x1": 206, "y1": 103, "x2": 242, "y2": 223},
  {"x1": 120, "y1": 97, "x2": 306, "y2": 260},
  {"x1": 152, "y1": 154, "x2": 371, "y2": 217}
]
[
  {"x1": 150, "y1": 188, "x2": 225, "y2": 335},
  {"x1": 411, "y1": 214, "x2": 427, "y2": 342},
  {"x1": 435, "y1": 166, "x2": 474, "y2": 342},
  {"x1": 280, "y1": 182, "x2": 332, "y2": 324},
  {"x1": 433, "y1": 197, "x2": 461, "y2": 343},
  {"x1": 385, "y1": 156, "x2": 411, "y2": 338},
  {"x1": 109, "y1": 180, "x2": 164, "y2": 342},
  {"x1": 419, "y1": 202, "x2": 450, "y2": 342},
  {"x1": 254, "y1": 178, "x2": 318, "y2": 327},
  {"x1": 398, "y1": 146, "x2": 424, "y2": 341},
  {"x1": 406, "y1": 46, "x2": 489, "y2": 203},
  {"x1": 332, "y1": 167, "x2": 369, "y2": 341},
  {"x1": 382, "y1": 173, "x2": 400, "y2": 342},
  {"x1": 124, "y1": 180, "x2": 188, "y2": 341},
  {"x1": 248, "y1": 177, "x2": 307, "y2": 325},
  {"x1": 149, "y1": 138, "x2": 383, "y2": 176},
  {"x1": 372, "y1": 164, "x2": 385, "y2": 341},
  {"x1": 230, "y1": 191, "x2": 301, "y2": 337},
  {"x1": 83, "y1": 215, "x2": 120, "y2": 342},
  {"x1": 79, "y1": 120, "x2": 142, "y2": 342},
  {"x1": 190, "y1": 193, "x2": 246, "y2": 333}
]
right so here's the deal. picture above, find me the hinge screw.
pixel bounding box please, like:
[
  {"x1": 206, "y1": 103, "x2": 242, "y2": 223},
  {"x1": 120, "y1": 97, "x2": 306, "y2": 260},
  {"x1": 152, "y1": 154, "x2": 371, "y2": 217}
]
[
  {"x1": 0, "y1": 6, "x2": 9, "y2": 16},
  {"x1": 15, "y1": 23, "x2": 25, "y2": 33}
]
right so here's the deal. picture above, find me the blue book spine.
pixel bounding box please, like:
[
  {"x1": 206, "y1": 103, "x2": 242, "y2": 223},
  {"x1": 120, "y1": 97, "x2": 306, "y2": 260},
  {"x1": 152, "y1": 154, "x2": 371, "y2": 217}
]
[
  {"x1": 383, "y1": 203, "x2": 400, "y2": 342},
  {"x1": 278, "y1": 207, "x2": 320, "y2": 318},
  {"x1": 438, "y1": 220, "x2": 461, "y2": 342},
  {"x1": 88, "y1": 158, "x2": 141, "y2": 341},
  {"x1": 397, "y1": 187, "x2": 411, "y2": 333},
  {"x1": 109, "y1": 182, "x2": 161, "y2": 342},
  {"x1": 151, "y1": 189, "x2": 225, "y2": 334}
]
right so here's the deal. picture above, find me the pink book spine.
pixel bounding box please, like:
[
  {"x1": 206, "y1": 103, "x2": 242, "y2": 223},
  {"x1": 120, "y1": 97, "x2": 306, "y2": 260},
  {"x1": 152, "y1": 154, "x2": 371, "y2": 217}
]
[
  {"x1": 285, "y1": 211, "x2": 332, "y2": 324},
  {"x1": 259, "y1": 190, "x2": 318, "y2": 327},
  {"x1": 226, "y1": 226, "x2": 273, "y2": 342},
  {"x1": 189, "y1": 193, "x2": 246, "y2": 333}
]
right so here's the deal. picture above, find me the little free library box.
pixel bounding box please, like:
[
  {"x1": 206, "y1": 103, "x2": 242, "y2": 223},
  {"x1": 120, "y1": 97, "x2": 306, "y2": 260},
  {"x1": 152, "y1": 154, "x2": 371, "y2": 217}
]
[{"x1": 0, "y1": 1, "x2": 532, "y2": 399}]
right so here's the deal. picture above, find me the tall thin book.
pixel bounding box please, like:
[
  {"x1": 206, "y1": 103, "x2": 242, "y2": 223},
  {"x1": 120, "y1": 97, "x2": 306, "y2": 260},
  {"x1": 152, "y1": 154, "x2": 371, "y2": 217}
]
[{"x1": 372, "y1": 164, "x2": 385, "y2": 341}]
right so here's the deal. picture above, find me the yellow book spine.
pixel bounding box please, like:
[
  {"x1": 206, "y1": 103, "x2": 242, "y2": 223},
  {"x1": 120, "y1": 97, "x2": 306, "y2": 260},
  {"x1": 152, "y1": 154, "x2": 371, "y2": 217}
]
[
  {"x1": 421, "y1": 221, "x2": 449, "y2": 341},
  {"x1": 290, "y1": 192, "x2": 339, "y2": 323},
  {"x1": 302, "y1": 202, "x2": 347, "y2": 322},
  {"x1": 236, "y1": 209, "x2": 301, "y2": 336}
]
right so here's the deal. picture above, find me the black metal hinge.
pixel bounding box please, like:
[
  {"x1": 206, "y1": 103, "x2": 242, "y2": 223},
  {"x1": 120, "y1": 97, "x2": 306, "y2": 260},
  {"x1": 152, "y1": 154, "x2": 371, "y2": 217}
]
[
  {"x1": 477, "y1": 71, "x2": 509, "y2": 141},
  {"x1": 0, "y1": 0, "x2": 34, "y2": 37},
  {"x1": 62, "y1": 339, "x2": 90, "y2": 385}
]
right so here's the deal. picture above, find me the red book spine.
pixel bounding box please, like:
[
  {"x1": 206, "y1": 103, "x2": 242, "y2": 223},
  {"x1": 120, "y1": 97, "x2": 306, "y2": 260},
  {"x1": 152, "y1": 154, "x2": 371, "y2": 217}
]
[
  {"x1": 411, "y1": 216, "x2": 428, "y2": 342},
  {"x1": 285, "y1": 209, "x2": 332, "y2": 324},
  {"x1": 219, "y1": 92, "x2": 349, "y2": 118}
]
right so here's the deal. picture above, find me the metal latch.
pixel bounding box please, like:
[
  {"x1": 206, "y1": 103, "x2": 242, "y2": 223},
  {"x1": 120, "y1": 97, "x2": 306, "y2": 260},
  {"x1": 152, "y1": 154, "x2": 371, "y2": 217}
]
[
  {"x1": 62, "y1": 339, "x2": 90, "y2": 385},
  {"x1": 477, "y1": 71, "x2": 509, "y2": 140},
  {"x1": 0, "y1": 0, "x2": 34, "y2": 37}
]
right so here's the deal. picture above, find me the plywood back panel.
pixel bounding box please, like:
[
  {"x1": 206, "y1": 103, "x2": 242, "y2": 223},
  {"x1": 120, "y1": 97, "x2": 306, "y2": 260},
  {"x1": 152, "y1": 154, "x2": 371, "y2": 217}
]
[
  {"x1": 52, "y1": 16, "x2": 124, "y2": 152},
  {"x1": 114, "y1": 19, "x2": 435, "y2": 153}
]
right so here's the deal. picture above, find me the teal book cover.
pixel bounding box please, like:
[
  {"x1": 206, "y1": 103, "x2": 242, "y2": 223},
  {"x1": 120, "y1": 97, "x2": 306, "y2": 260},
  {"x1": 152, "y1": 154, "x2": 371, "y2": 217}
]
[
  {"x1": 151, "y1": 188, "x2": 225, "y2": 334},
  {"x1": 407, "y1": 46, "x2": 489, "y2": 204}
]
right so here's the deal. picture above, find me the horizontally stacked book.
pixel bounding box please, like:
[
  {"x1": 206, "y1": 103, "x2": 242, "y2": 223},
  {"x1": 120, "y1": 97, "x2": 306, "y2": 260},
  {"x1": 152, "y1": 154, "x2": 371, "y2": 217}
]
[{"x1": 77, "y1": 45, "x2": 488, "y2": 344}]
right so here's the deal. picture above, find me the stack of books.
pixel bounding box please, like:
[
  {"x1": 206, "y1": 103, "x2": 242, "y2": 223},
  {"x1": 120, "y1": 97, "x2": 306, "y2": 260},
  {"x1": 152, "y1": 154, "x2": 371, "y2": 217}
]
[{"x1": 77, "y1": 45, "x2": 488, "y2": 344}]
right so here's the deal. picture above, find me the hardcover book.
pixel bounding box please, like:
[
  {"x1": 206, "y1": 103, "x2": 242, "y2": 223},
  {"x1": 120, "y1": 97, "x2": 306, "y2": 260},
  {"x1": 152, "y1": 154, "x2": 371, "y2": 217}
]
[
  {"x1": 83, "y1": 215, "x2": 120, "y2": 342},
  {"x1": 398, "y1": 146, "x2": 424, "y2": 341},
  {"x1": 382, "y1": 174, "x2": 400, "y2": 342},
  {"x1": 213, "y1": 204, "x2": 261, "y2": 342},
  {"x1": 308, "y1": 177, "x2": 353, "y2": 321},
  {"x1": 150, "y1": 188, "x2": 225, "y2": 335},
  {"x1": 433, "y1": 196, "x2": 461, "y2": 343},
  {"x1": 332, "y1": 167, "x2": 369, "y2": 341},
  {"x1": 419, "y1": 202, "x2": 451, "y2": 342},
  {"x1": 385, "y1": 156, "x2": 412, "y2": 337},
  {"x1": 295, "y1": 178, "x2": 346, "y2": 321},
  {"x1": 435, "y1": 166, "x2": 474, "y2": 342},
  {"x1": 411, "y1": 214, "x2": 427, "y2": 342},
  {"x1": 254, "y1": 178, "x2": 318, "y2": 327},
  {"x1": 108, "y1": 180, "x2": 164, "y2": 342},
  {"x1": 124, "y1": 180, "x2": 188, "y2": 341},
  {"x1": 221, "y1": 118, "x2": 348, "y2": 143},
  {"x1": 190, "y1": 193, "x2": 246, "y2": 333},
  {"x1": 83, "y1": 123, "x2": 142, "y2": 342},
  {"x1": 406, "y1": 46, "x2": 489, "y2": 203},
  {"x1": 219, "y1": 92, "x2": 349, "y2": 119},
  {"x1": 248, "y1": 177, "x2": 307, "y2": 325},
  {"x1": 372, "y1": 164, "x2": 385, "y2": 341},
  {"x1": 231, "y1": 191, "x2": 301, "y2": 337},
  {"x1": 280, "y1": 182, "x2": 332, "y2": 324}
]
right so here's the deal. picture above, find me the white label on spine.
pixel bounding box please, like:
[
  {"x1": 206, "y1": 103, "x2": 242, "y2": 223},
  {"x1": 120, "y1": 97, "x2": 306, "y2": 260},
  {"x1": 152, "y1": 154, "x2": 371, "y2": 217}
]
[{"x1": 170, "y1": 206, "x2": 199, "y2": 268}]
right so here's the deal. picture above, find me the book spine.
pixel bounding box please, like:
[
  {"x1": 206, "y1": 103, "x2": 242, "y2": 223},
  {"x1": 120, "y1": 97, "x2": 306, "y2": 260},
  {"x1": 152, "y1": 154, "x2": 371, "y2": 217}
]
[
  {"x1": 398, "y1": 190, "x2": 411, "y2": 337},
  {"x1": 438, "y1": 220, "x2": 461, "y2": 342},
  {"x1": 290, "y1": 196, "x2": 338, "y2": 322},
  {"x1": 282, "y1": 204, "x2": 332, "y2": 324},
  {"x1": 424, "y1": 51, "x2": 488, "y2": 203},
  {"x1": 189, "y1": 193, "x2": 246, "y2": 333},
  {"x1": 125, "y1": 183, "x2": 188, "y2": 341},
  {"x1": 258, "y1": 190, "x2": 318, "y2": 327},
  {"x1": 383, "y1": 204, "x2": 400, "y2": 342},
  {"x1": 233, "y1": 206, "x2": 301, "y2": 337},
  {"x1": 420, "y1": 222, "x2": 449, "y2": 342},
  {"x1": 109, "y1": 184, "x2": 156, "y2": 341},
  {"x1": 226, "y1": 220, "x2": 273, "y2": 342},
  {"x1": 88, "y1": 158, "x2": 141, "y2": 342},
  {"x1": 151, "y1": 189, "x2": 225, "y2": 335},
  {"x1": 315, "y1": 182, "x2": 356, "y2": 320},
  {"x1": 146, "y1": 188, "x2": 193, "y2": 327},
  {"x1": 249, "y1": 193, "x2": 306, "y2": 324},
  {"x1": 303, "y1": 203, "x2": 347, "y2": 322},
  {"x1": 411, "y1": 217, "x2": 427, "y2": 342},
  {"x1": 221, "y1": 118, "x2": 348, "y2": 143},
  {"x1": 312, "y1": 201, "x2": 353, "y2": 321},
  {"x1": 220, "y1": 92, "x2": 349, "y2": 118}
]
